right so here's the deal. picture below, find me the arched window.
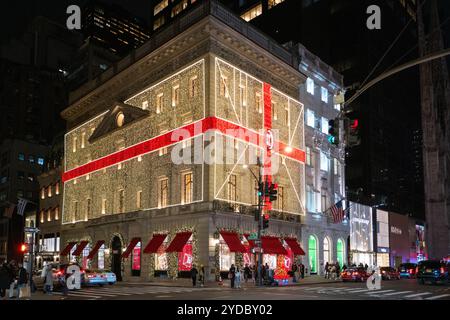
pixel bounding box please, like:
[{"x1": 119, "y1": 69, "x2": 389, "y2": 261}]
[
  {"x1": 308, "y1": 235, "x2": 318, "y2": 274},
  {"x1": 337, "y1": 238, "x2": 345, "y2": 267},
  {"x1": 323, "y1": 237, "x2": 332, "y2": 264}
]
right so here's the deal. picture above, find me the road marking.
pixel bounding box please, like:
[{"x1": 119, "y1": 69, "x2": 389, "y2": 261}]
[
  {"x1": 155, "y1": 295, "x2": 173, "y2": 298},
  {"x1": 404, "y1": 292, "x2": 432, "y2": 298},
  {"x1": 303, "y1": 287, "x2": 324, "y2": 291},
  {"x1": 365, "y1": 290, "x2": 395, "y2": 295},
  {"x1": 75, "y1": 290, "x2": 117, "y2": 297},
  {"x1": 54, "y1": 292, "x2": 102, "y2": 299},
  {"x1": 383, "y1": 291, "x2": 413, "y2": 296},
  {"x1": 425, "y1": 294, "x2": 450, "y2": 300},
  {"x1": 347, "y1": 289, "x2": 370, "y2": 293}
]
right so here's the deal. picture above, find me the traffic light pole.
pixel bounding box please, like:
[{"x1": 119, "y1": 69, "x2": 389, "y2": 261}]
[{"x1": 257, "y1": 158, "x2": 263, "y2": 287}]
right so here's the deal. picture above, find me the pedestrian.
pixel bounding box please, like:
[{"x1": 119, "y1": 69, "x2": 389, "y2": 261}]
[
  {"x1": 0, "y1": 263, "x2": 10, "y2": 300},
  {"x1": 343, "y1": 264, "x2": 347, "y2": 271},
  {"x1": 244, "y1": 264, "x2": 250, "y2": 283},
  {"x1": 292, "y1": 262, "x2": 298, "y2": 283},
  {"x1": 190, "y1": 264, "x2": 198, "y2": 287},
  {"x1": 324, "y1": 262, "x2": 329, "y2": 279},
  {"x1": 16, "y1": 262, "x2": 28, "y2": 299},
  {"x1": 229, "y1": 264, "x2": 236, "y2": 288},
  {"x1": 7, "y1": 261, "x2": 17, "y2": 299},
  {"x1": 335, "y1": 262, "x2": 341, "y2": 279},
  {"x1": 235, "y1": 267, "x2": 242, "y2": 289},
  {"x1": 44, "y1": 264, "x2": 53, "y2": 294},
  {"x1": 364, "y1": 263, "x2": 369, "y2": 271},
  {"x1": 199, "y1": 264, "x2": 205, "y2": 287},
  {"x1": 300, "y1": 263, "x2": 305, "y2": 279},
  {"x1": 251, "y1": 264, "x2": 256, "y2": 284}
]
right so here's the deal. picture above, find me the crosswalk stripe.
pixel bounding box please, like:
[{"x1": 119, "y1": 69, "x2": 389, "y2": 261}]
[
  {"x1": 347, "y1": 289, "x2": 370, "y2": 293},
  {"x1": 74, "y1": 290, "x2": 117, "y2": 297},
  {"x1": 425, "y1": 294, "x2": 450, "y2": 300},
  {"x1": 365, "y1": 290, "x2": 395, "y2": 295},
  {"x1": 303, "y1": 287, "x2": 324, "y2": 291},
  {"x1": 383, "y1": 291, "x2": 413, "y2": 296},
  {"x1": 83, "y1": 289, "x2": 132, "y2": 296},
  {"x1": 404, "y1": 292, "x2": 432, "y2": 298}
]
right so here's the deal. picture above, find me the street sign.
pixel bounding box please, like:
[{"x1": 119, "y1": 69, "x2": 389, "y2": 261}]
[
  {"x1": 252, "y1": 247, "x2": 263, "y2": 253},
  {"x1": 248, "y1": 232, "x2": 258, "y2": 240},
  {"x1": 24, "y1": 227, "x2": 39, "y2": 233}
]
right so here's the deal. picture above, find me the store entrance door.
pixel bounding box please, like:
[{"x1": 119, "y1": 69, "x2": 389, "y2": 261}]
[{"x1": 111, "y1": 236, "x2": 122, "y2": 281}]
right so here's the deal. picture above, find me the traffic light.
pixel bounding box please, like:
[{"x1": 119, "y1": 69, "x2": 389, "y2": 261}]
[
  {"x1": 262, "y1": 213, "x2": 269, "y2": 229},
  {"x1": 254, "y1": 209, "x2": 260, "y2": 222},
  {"x1": 328, "y1": 119, "x2": 340, "y2": 146},
  {"x1": 264, "y1": 182, "x2": 278, "y2": 202},
  {"x1": 19, "y1": 243, "x2": 29, "y2": 254},
  {"x1": 346, "y1": 118, "x2": 361, "y2": 147}
]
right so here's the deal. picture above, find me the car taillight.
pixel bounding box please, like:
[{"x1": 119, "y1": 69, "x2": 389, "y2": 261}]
[
  {"x1": 440, "y1": 267, "x2": 445, "y2": 274},
  {"x1": 382, "y1": 271, "x2": 386, "y2": 274},
  {"x1": 353, "y1": 272, "x2": 359, "y2": 275},
  {"x1": 416, "y1": 267, "x2": 419, "y2": 273},
  {"x1": 408, "y1": 269, "x2": 413, "y2": 273}
]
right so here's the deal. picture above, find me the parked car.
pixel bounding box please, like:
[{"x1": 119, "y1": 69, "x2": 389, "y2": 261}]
[
  {"x1": 341, "y1": 268, "x2": 370, "y2": 282},
  {"x1": 416, "y1": 260, "x2": 449, "y2": 284},
  {"x1": 33, "y1": 263, "x2": 86, "y2": 289},
  {"x1": 99, "y1": 270, "x2": 117, "y2": 285},
  {"x1": 399, "y1": 263, "x2": 417, "y2": 278},
  {"x1": 380, "y1": 267, "x2": 400, "y2": 280},
  {"x1": 83, "y1": 269, "x2": 108, "y2": 286}
]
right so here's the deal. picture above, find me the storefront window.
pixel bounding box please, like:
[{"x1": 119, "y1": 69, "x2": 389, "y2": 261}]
[
  {"x1": 336, "y1": 239, "x2": 344, "y2": 267},
  {"x1": 323, "y1": 237, "x2": 331, "y2": 264},
  {"x1": 131, "y1": 241, "x2": 141, "y2": 276},
  {"x1": 219, "y1": 241, "x2": 235, "y2": 271},
  {"x1": 70, "y1": 245, "x2": 77, "y2": 263},
  {"x1": 178, "y1": 241, "x2": 193, "y2": 271},
  {"x1": 82, "y1": 244, "x2": 90, "y2": 270},
  {"x1": 263, "y1": 254, "x2": 277, "y2": 269},
  {"x1": 98, "y1": 244, "x2": 105, "y2": 270},
  {"x1": 308, "y1": 235, "x2": 318, "y2": 274},
  {"x1": 156, "y1": 239, "x2": 169, "y2": 271}
]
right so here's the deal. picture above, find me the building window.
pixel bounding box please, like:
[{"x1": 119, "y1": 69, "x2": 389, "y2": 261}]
[
  {"x1": 81, "y1": 132, "x2": 86, "y2": 149},
  {"x1": 118, "y1": 190, "x2": 125, "y2": 213},
  {"x1": 220, "y1": 76, "x2": 228, "y2": 98},
  {"x1": 17, "y1": 171, "x2": 25, "y2": 180},
  {"x1": 137, "y1": 190, "x2": 142, "y2": 209},
  {"x1": 171, "y1": 0, "x2": 187, "y2": 17},
  {"x1": 37, "y1": 157, "x2": 44, "y2": 166},
  {"x1": 142, "y1": 100, "x2": 149, "y2": 110},
  {"x1": 182, "y1": 172, "x2": 193, "y2": 204},
  {"x1": 336, "y1": 239, "x2": 344, "y2": 267},
  {"x1": 268, "y1": 0, "x2": 285, "y2": 9},
  {"x1": 321, "y1": 87, "x2": 328, "y2": 103},
  {"x1": 306, "y1": 185, "x2": 315, "y2": 212},
  {"x1": 154, "y1": 0, "x2": 169, "y2": 15},
  {"x1": 72, "y1": 137, "x2": 77, "y2": 153},
  {"x1": 47, "y1": 209, "x2": 52, "y2": 222},
  {"x1": 153, "y1": 16, "x2": 165, "y2": 30},
  {"x1": 55, "y1": 182, "x2": 60, "y2": 195},
  {"x1": 334, "y1": 103, "x2": 341, "y2": 111},
  {"x1": 323, "y1": 237, "x2": 331, "y2": 264},
  {"x1": 306, "y1": 109, "x2": 315, "y2": 127},
  {"x1": 74, "y1": 201, "x2": 79, "y2": 220},
  {"x1": 18, "y1": 153, "x2": 25, "y2": 161},
  {"x1": 255, "y1": 91, "x2": 262, "y2": 113},
  {"x1": 98, "y1": 244, "x2": 105, "y2": 269},
  {"x1": 55, "y1": 207, "x2": 59, "y2": 220},
  {"x1": 334, "y1": 158, "x2": 339, "y2": 175},
  {"x1": 227, "y1": 174, "x2": 237, "y2": 209},
  {"x1": 137, "y1": 155, "x2": 142, "y2": 162},
  {"x1": 40, "y1": 210, "x2": 44, "y2": 223},
  {"x1": 241, "y1": 3, "x2": 262, "y2": 21},
  {"x1": 320, "y1": 152, "x2": 329, "y2": 171},
  {"x1": 306, "y1": 78, "x2": 314, "y2": 95},
  {"x1": 29, "y1": 155, "x2": 35, "y2": 163},
  {"x1": 321, "y1": 117, "x2": 329, "y2": 134},
  {"x1": 239, "y1": 85, "x2": 246, "y2": 107},
  {"x1": 156, "y1": 93, "x2": 163, "y2": 114},
  {"x1": 47, "y1": 186, "x2": 52, "y2": 198},
  {"x1": 86, "y1": 198, "x2": 92, "y2": 219},
  {"x1": 321, "y1": 193, "x2": 327, "y2": 212},
  {"x1": 158, "y1": 178, "x2": 169, "y2": 208},
  {"x1": 190, "y1": 76, "x2": 198, "y2": 98},
  {"x1": 276, "y1": 186, "x2": 284, "y2": 211},
  {"x1": 159, "y1": 147, "x2": 168, "y2": 156},
  {"x1": 306, "y1": 147, "x2": 312, "y2": 166},
  {"x1": 172, "y1": 85, "x2": 179, "y2": 107},
  {"x1": 41, "y1": 188, "x2": 45, "y2": 200},
  {"x1": 272, "y1": 102, "x2": 277, "y2": 121},
  {"x1": 101, "y1": 199, "x2": 107, "y2": 214},
  {"x1": 308, "y1": 235, "x2": 318, "y2": 274}
]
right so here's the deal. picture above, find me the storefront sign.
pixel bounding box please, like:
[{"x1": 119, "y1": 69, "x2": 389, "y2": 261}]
[
  {"x1": 178, "y1": 243, "x2": 193, "y2": 271},
  {"x1": 390, "y1": 226, "x2": 402, "y2": 235}
]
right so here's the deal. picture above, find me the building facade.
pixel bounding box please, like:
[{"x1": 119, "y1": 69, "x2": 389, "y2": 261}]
[{"x1": 59, "y1": 1, "x2": 347, "y2": 281}]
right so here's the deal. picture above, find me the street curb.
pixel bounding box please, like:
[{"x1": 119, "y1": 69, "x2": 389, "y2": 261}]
[{"x1": 116, "y1": 280, "x2": 343, "y2": 288}]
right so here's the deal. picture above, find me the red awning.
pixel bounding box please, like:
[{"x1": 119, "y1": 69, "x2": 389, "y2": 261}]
[
  {"x1": 122, "y1": 238, "x2": 141, "y2": 258},
  {"x1": 261, "y1": 236, "x2": 287, "y2": 255},
  {"x1": 143, "y1": 234, "x2": 167, "y2": 254},
  {"x1": 284, "y1": 238, "x2": 306, "y2": 255},
  {"x1": 60, "y1": 242, "x2": 77, "y2": 256},
  {"x1": 72, "y1": 241, "x2": 89, "y2": 256},
  {"x1": 220, "y1": 231, "x2": 246, "y2": 253},
  {"x1": 244, "y1": 234, "x2": 256, "y2": 252},
  {"x1": 165, "y1": 232, "x2": 192, "y2": 253},
  {"x1": 86, "y1": 240, "x2": 105, "y2": 260}
]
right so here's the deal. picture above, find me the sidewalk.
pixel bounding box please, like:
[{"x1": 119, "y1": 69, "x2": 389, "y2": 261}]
[{"x1": 119, "y1": 275, "x2": 342, "y2": 288}]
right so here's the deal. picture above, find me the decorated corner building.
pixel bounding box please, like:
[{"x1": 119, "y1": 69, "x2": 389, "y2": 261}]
[{"x1": 59, "y1": 3, "x2": 332, "y2": 281}]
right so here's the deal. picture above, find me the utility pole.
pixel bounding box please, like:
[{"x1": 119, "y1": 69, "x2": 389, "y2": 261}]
[{"x1": 257, "y1": 157, "x2": 263, "y2": 287}]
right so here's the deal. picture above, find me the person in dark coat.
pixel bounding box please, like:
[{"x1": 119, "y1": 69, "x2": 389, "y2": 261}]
[
  {"x1": 0, "y1": 263, "x2": 10, "y2": 300},
  {"x1": 7, "y1": 261, "x2": 17, "y2": 299},
  {"x1": 300, "y1": 263, "x2": 305, "y2": 279},
  {"x1": 292, "y1": 262, "x2": 298, "y2": 282},
  {"x1": 229, "y1": 264, "x2": 236, "y2": 288},
  {"x1": 16, "y1": 263, "x2": 28, "y2": 298},
  {"x1": 244, "y1": 264, "x2": 251, "y2": 283},
  {"x1": 191, "y1": 265, "x2": 198, "y2": 287}
]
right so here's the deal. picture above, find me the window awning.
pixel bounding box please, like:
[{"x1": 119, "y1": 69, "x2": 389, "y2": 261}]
[
  {"x1": 72, "y1": 241, "x2": 89, "y2": 257},
  {"x1": 284, "y1": 238, "x2": 306, "y2": 255},
  {"x1": 165, "y1": 232, "x2": 192, "y2": 253},
  {"x1": 122, "y1": 237, "x2": 141, "y2": 258},
  {"x1": 60, "y1": 242, "x2": 77, "y2": 256},
  {"x1": 143, "y1": 234, "x2": 167, "y2": 254},
  {"x1": 86, "y1": 240, "x2": 105, "y2": 260},
  {"x1": 220, "y1": 231, "x2": 246, "y2": 253},
  {"x1": 261, "y1": 236, "x2": 287, "y2": 255}
]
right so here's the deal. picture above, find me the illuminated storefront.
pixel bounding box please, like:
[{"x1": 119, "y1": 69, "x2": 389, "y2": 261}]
[
  {"x1": 349, "y1": 202, "x2": 374, "y2": 266},
  {"x1": 376, "y1": 209, "x2": 390, "y2": 267},
  {"x1": 389, "y1": 212, "x2": 410, "y2": 267},
  {"x1": 308, "y1": 235, "x2": 318, "y2": 274}
]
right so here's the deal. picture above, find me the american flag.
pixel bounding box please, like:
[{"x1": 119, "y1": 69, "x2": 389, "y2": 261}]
[
  {"x1": 17, "y1": 198, "x2": 29, "y2": 216},
  {"x1": 330, "y1": 200, "x2": 345, "y2": 224}
]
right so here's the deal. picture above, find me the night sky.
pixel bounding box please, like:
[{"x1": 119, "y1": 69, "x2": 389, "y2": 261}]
[{"x1": 0, "y1": 0, "x2": 151, "y2": 44}]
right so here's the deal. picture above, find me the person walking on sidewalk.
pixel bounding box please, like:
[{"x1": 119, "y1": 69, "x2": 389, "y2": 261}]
[
  {"x1": 292, "y1": 262, "x2": 298, "y2": 283},
  {"x1": 16, "y1": 263, "x2": 28, "y2": 299},
  {"x1": 191, "y1": 264, "x2": 198, "y2": 287},
  {"x1": 229, "y1": 264, "x2": 236, "y2": 288},
  {"x1": 0, "y1": 262, "x2": 10, "y2": 300},
  {"x1": 235, "y1": 267, "x2": 242, "y2": 289},
  {"x1": 198, "y1": 265, "x2": 205, "y2": 287},
  {"x1": 7, "y1": 261, "x2": 17, "y2": 299},
  {"x1": 44, "y1": 264, "x2": 53, "y2": 294},
  {"x1": 324, "y1": 262, "x2": 329, "y2": 279},
  {"x1": 300, "y1": 263, "x2": 305, "y2": 279},
  {"x1": 244, "y1": 264, "x2": 250, "y2": 283}
]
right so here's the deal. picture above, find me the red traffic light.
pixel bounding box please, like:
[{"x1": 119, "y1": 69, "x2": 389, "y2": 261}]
[
  {"x1": 20, "y1": 243, "x2": 29, "y2": 253},
  {"x1": 264, "y1": 214, "x2": 270, "y2": 220},
  {"x1": 350, "y1": 119, "x2": 359, "y2": 130}
]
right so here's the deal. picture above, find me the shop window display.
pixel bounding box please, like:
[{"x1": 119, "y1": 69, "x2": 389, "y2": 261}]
[
  {"x1": 98, "y1": 244, "x2": 105, "y2": 270},
  {"x1": 132, "y1": 241, "x2": 141, "y2": 276}
]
